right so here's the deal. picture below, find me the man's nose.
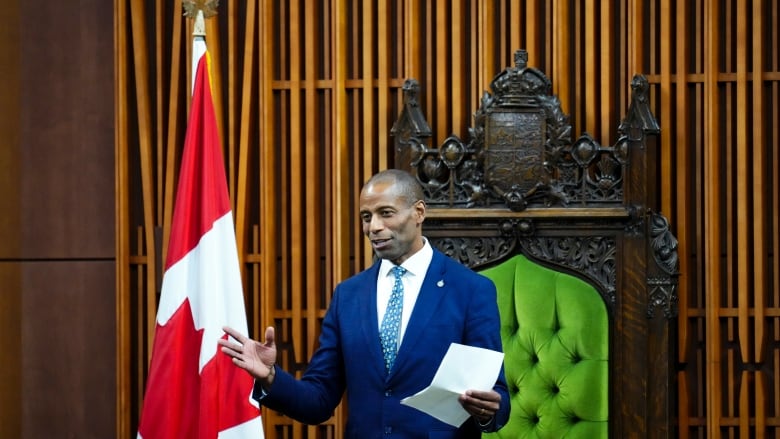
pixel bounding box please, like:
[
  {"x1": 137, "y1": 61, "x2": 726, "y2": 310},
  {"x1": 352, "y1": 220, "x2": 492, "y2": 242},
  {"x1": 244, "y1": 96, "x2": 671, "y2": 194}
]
[{"x1": 368, "y1": 215, "x2": 384, "y2": 233}]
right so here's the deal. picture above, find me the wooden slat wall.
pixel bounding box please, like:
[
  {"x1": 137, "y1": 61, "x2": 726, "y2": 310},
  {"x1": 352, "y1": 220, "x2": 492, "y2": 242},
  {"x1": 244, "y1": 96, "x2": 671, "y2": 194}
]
[{"x1": 116, "y1": 0, "x2": 780, "y2": 437}]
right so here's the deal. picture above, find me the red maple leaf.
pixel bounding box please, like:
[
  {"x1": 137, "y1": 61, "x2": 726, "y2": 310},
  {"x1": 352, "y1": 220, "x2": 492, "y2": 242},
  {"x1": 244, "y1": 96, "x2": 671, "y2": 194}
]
[{"x1": 138, "y1": 299, "x2": 259, "y2": 439}]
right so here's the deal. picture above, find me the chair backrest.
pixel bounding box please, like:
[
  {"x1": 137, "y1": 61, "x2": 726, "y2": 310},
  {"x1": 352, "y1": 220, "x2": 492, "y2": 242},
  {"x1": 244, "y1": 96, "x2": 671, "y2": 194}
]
[
  {"x1": 480, "y1": 255, "x2": 608, "y2": 438},
  {"x1": 391, "y1": 49, "x2": 679, "y2": 438}
]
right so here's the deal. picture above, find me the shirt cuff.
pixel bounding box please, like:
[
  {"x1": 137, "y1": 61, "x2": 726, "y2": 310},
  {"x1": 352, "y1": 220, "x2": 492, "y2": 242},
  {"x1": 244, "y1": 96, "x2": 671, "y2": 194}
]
[
  {"x1": 475, "y1": 416, "x2": 495, "y2": 432},
  {"x1": 251, "y1": 378, "x2": 269, "y2": 402}
]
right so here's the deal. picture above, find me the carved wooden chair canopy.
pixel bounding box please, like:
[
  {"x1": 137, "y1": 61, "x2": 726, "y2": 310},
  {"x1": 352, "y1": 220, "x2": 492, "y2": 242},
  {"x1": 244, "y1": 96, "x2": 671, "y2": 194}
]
[{"x1": 391, "y1": 50, "x2": 679, "y2": 438}]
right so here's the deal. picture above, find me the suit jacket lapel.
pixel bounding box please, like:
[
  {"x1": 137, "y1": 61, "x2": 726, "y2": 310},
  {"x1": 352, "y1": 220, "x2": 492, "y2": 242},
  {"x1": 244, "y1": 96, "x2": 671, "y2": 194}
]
[
  {"x1": 358, "y1": 263, "x2": 387, "y2": 377},
  {"x1": 392, "y1": 251, "x2": 448, "y2": 375}
]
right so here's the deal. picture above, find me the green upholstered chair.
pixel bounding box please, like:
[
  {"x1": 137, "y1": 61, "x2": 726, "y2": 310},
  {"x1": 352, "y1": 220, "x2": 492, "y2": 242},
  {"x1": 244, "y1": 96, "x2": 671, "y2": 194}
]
[
  {"x1": 391, "y1": 49, "x2": 679, "y2": 437},
  {"x1": 480, "y1": 255, "x2": 608, "y2": 438}
]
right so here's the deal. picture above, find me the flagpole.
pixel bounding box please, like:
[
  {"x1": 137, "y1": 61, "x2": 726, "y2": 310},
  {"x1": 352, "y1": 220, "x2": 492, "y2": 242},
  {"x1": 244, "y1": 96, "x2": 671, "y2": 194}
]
[
  {"x1": 183, "y1": 0, "x2": 218, "y2": 94},
  {"x1": 191, "y1": 10, "x2": 206, "y2": 96}
]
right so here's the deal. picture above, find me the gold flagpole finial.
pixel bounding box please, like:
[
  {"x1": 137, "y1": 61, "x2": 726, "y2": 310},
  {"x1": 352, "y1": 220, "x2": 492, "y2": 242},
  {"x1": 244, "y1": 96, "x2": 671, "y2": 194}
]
[
  {"x1": 183, "y1": 0, "x2": 218, "y2": 37},
  {"x1": 183, "y1": 0, "x2": 219, "y2": 20}
]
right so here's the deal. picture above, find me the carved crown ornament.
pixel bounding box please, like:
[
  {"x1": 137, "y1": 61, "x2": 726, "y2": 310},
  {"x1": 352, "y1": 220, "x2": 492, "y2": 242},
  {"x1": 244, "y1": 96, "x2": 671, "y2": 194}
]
[{"x1": 391, "y1": 49, "x2": 659, "y2": 213}]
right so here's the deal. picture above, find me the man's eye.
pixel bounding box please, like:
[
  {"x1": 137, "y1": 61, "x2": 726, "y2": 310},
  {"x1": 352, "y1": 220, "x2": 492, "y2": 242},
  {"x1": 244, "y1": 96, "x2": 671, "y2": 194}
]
[{"x1": 381, "y1": 210, "x2": 394, "y2": 217}]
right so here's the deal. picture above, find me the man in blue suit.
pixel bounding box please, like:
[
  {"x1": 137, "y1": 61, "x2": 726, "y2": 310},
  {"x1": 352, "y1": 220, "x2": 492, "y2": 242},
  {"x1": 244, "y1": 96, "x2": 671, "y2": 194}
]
[{"x1": 220, "y1": 169, "x2": 510, "y2": 438}]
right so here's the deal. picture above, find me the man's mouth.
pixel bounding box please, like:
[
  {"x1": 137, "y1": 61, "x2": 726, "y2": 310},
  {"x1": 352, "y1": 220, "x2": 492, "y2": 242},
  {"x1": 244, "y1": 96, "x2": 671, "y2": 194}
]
[{"x1": 371, "y1": 238, "x2": 392, "y2": 250}]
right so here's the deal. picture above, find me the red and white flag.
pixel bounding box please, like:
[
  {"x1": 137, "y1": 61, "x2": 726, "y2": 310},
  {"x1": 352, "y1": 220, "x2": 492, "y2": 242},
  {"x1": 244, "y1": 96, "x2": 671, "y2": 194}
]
[{"x1": 137, "y1": 21, "x2": 263, "y2": 439}]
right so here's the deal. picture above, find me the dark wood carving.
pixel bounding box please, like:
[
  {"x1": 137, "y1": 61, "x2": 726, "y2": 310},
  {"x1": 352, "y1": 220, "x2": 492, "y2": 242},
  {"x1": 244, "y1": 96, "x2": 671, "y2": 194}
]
[{"x1": 391, "y1": 49, "x2": 679, "y2": 438}]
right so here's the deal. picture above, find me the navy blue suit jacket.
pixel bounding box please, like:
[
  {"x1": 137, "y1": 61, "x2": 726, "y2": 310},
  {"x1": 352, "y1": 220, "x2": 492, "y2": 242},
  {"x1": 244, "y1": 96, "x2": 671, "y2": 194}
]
[{"x1": 259, "y1": 249, "x2": 510, "y2": 438}]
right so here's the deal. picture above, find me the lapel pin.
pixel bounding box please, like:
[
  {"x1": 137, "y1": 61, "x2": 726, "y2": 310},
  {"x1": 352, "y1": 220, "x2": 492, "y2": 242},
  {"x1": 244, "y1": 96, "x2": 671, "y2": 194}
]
[{"x1": 437, "y1": 280, "x2": 444, "y2": 287}]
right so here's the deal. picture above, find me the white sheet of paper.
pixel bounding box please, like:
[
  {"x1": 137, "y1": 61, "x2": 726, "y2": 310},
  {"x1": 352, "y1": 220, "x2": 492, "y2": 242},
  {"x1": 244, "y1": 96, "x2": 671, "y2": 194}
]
[{"x1": 400, "y1": 342, "x2": 504, "y2": 427}]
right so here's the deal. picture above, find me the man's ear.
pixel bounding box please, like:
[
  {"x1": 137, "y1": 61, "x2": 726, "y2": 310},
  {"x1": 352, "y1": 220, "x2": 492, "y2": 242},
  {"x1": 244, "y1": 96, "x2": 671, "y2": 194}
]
[{"x1": 414, "y1": 199, "x2": 426, "y2": 224}]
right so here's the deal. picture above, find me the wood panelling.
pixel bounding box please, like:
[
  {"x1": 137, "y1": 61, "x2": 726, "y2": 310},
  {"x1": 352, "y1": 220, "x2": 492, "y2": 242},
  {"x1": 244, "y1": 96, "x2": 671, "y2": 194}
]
[
  {"x1": 0, "y1": 0, "x2": 21, "y2": 259},
  {"x1": 22, "y1": 261, "x2": 116, "y2": 438},
  {"x1": 0, "y1": 1, "x2": 117, "y2": 438},
  {"x1": 14, "y1": 0, "x2": 115, "y2": 260},
  {"x1": 116, "y1": 0, "x2": 780, "y2": 437},
  {"x1": 0, "y1": 264, "x2": 22, "y2": 439}
]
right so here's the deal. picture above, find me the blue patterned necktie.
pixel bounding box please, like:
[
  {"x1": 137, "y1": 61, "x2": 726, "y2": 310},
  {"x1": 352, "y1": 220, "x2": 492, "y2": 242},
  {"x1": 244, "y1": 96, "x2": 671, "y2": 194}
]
[{"x1": 380, "y1": 266, "x2": 407, "y2": 372}]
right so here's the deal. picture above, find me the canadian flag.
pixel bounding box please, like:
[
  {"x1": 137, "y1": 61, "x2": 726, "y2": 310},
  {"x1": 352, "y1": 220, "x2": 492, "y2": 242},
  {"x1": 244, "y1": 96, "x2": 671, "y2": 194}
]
[{"x1": 137, "y1": 24, "x2": 263, "y2": 439}]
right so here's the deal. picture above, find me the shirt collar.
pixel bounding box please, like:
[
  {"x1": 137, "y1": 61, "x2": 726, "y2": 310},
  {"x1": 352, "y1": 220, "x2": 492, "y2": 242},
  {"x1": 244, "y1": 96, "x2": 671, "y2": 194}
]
[{"x1": 379, "y1": 237, "x2": 433, "y2": 279}]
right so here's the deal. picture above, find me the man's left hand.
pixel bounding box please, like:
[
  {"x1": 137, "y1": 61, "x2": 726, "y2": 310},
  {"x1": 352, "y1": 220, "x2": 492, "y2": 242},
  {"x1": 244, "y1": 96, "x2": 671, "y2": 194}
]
[{"x1": 459, "y1": 389, "x2": 500, "y2": 424}]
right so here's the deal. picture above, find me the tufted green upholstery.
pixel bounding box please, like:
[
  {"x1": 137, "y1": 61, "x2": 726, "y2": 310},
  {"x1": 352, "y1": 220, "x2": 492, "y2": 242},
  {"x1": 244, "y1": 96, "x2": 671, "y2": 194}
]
[{"x1": 480, "y1": 255, "x2": 609, "y2": 439}]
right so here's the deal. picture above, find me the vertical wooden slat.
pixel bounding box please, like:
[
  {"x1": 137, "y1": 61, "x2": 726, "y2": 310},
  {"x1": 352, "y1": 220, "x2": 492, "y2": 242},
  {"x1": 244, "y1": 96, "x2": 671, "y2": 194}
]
[
  {"x1": 424, "y1": 1, "x2": 433, "y2": 127},
  {"x1": 774, "y1": 3, "x2": 780, "y2": 435},
  {"x1": 333, "y1": 0, "x2": 350, "y2": 290},
  {"x1": 756, "y1": 371, "x2": 767, "y2": 436},
  {"x1": 659, "y1": 0, "x2": 672, "y2": 213},
  {"x1": 235, "y1": 0, "x2": 257, "y2": 276},
  {"x1": 362, "y1": 0, "x2": 376, "y2": 268},
  {"x1": 257, "y1": 3, "x2": 271, "y2": 434},
  {"x1": 573, "y1": 2, "x2": 582, "y2": 131},
  {"x1": 288, "y1": 0, "x2": 303, "y2": 383},
  {"x1": 155, "y1": 2, "x2": 165, "y2": 225},
  {"x1": 115, "y1": 1, "x2": 130, "y2": 436},
  {"x1": 692, "y1": 3, "x2": 705, "y2": 433},
  {"x1": 469, "y1": 0, "x2": 479, "y2": 106},
  {"x1": 226, "y1": 1, "x2": 238, "y2": 205},
  {"x1": 499, "y1": 1, "x2": 508, "y2": 62},
  {"x1": 553, "y1": 0, "x2": 571, "y2": 112},
  {"x1": 727, "y1": 342, "x2": 736, "y2": 430},
  {"x1": 675, "y1": 0, "x2": 691, "y2": 366},
  {"x1": 583, "y1": 0, "x2": 596, "y2": 134},
  {"x1": 739, "y1": 371, "x2": 750, "y2": 436},
  {"x1": 677, "y1": 369, "x2": 690, "y2": 438},
  {"x1": 258, "y1": 0, "x2": 277, "y2": 405},
  {"x1": 135, "y1": 228, "x2": 146, "y2": 418},
  {"x1": 481, "y1": 0, "x2": 496, "y2": 104},
  {"x1": 736, "y1": 0, "x2": 751, "y2": 370},
  {"x1": 628, "y1": 0, "x2": 644, "y2": 79},
  {"x1": 751, "y1": 1, "x2": 767, "y2": 434},
  {"x1": 725, "y1": 80, "x2": 735, "y2": 438},
  {"x1": 128, "y1": 0, "x2": 159, "y2": 365},
  {"x1": 435, "y1": 0, "x2": 448, "y2": 141},
  {"x1": 774, "y1": 13, "x2": 780, "y2": 436},
  {"x1": 161, "y1": 0, "x2": 185, "y2": 270},
  {"x1": 363, "y1": 0, "x2": 376, "y2": 173},
  {"x1": 675, "y1": 0, "x2": 695, "y2": 422},
  {"x1": 405, "y1": 0, "x2": 422, "y2": 81},
  {"x1": 323, "y1": 0, "x2": 344, "y2": 417},
  {"x1": 323, "y1": 0, "x2": 334, "y2": 296},
  {"x1": 451, "y1": 0, "x2": 464, "y2": 131},
  {"x1": 281, "y1": 5, "x2": 292, "y2": 320},
  {"x1": 615, "y1": 3, "x2": 626, "y2": 116},
  {"x1": 350, "y1": 0, "x2": 363, "y2": 274},
  {"x1": 751, "y1": 0, "x2": 766, "y2": 364},
  {"x1": 704, "y1": 0, "x2": 722, "y2": 436},
  {"x1": 599, "y1": 0, "x2": 615, "y2": 143},
  {"x1": 378, "y1": 0, "x2": 390, "y2": 169},
  {"x1": 526, "y1": 0, "x2": 540, "y2": 67},
  {"x1": 304, "y1": 0, "x2": 321, "y2": 378},
  {"x1": 509, "y1": 0, "x2": 521, "y2": 56},
  {"x1": 250, "y1": 224, "x2": 260, "y2": 340}
]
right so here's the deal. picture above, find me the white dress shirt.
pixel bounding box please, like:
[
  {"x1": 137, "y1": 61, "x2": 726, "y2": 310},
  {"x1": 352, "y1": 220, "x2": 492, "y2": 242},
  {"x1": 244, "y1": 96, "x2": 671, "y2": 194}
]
[{"x1": 376, "y1": 238, "x2": 433, "y2": 351}]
